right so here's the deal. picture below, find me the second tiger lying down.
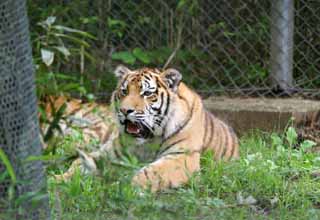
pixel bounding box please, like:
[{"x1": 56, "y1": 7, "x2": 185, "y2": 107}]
[{"x1": 112, "y1": 65, "x2": 239, "y2": 191}]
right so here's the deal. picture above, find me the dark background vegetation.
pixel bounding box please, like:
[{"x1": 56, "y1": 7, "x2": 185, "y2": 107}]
[{"x1": 27, "y1": 0, "x2": 320, "y2": 100}]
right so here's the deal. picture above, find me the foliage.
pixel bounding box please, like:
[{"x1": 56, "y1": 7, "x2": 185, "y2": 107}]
[
  {"x1": 27, "y1": 0, "x2": 320, "y2": 99},
  {"x1": 39, "y1": 101, "x2": 67, "y2": 144},
  {"x1": 33, "y1": 16, "x2": 95, "y2": 99},
  {"x1": 32, "y1": 15, "x2": 97, "y2": 145},
  {"x1": 0, "y1": 148, "x2": 16, "y2": 215},
  {"x1": 46, "y1": 127, "x2": 320, "y2": 219},
  {"x1": 0, "y1": 149, "x2": 47, "y2": 218},
  {"x1": 0, "y1": 148, "x2": 16, "y2": 185},
  {"x1": 26, "y1": 0, "x2": 279, "y2": 99}
]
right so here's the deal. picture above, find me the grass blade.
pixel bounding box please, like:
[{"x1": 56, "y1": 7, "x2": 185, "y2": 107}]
[{"x1": 0, "y1": 148, "x2": 16, "y2": 184}]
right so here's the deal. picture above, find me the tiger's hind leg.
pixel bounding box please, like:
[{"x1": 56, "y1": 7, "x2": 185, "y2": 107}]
[{"x1": 132, "y1": 152, "x2": 200, "y2": 192}]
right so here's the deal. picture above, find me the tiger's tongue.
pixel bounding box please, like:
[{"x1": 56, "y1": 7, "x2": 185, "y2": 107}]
[{"x1": 126, "y1": 122, "x2": 140, "y2": 134}]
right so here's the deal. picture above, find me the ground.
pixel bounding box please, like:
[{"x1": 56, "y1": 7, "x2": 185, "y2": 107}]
[
  {"x1": 1, "y1": 97, "x2": 316, "y2": 219},
  {"x1": 204, "y1": 97, "x2": 320, "y2": 135},
  {"x1": 47, "y1": 127, "x2": 320, "y2": 219}
]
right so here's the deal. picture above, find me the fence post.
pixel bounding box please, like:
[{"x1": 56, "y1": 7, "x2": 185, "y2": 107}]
[
  {"x1": 270, "y1": 0, "x2": 294, "y2": 92},
  {"x1": 0, "y1": 0, "x2": 50, "y2": 219}
]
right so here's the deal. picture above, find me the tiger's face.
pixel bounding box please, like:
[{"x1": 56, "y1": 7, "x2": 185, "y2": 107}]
[{"x1": 112, "y1": 65, "x2": 182, "y2": 139}]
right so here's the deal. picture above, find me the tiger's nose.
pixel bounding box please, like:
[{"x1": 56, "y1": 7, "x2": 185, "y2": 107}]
[{"x1": 120, "y1": 108, "x2": 134, "y2": 115}]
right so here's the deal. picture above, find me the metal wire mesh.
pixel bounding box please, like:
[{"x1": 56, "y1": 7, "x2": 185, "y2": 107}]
[
  {"x1": 0, "y1": 0, "x2": 49, "y2": 219},
  {"x1": 29, "y1": 0, "x2": 320, "y2": 99},
  {"x1": 293, "y1": 0, "x2": 320, "y2": 98}
]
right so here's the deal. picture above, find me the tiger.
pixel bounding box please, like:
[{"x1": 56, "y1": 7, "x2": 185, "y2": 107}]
[{"x1": 112, "y1": 65, "x2": 239, "y2": 192}]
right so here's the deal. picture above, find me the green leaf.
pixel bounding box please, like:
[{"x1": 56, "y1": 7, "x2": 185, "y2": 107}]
[
  {"x1": 0, "y1": 148, "x2": 16, "y2": 184},
  {"x1": 58, "y1": 83, "x2": 86, "y2": 93},
  {"x1": 206, "y1": 197, "x2": 225, "y2": 207},
  {"x1": 271, "y1": 133, "x2": 283, "y2": 147},
  {"x1": 80, "y1": 16, "x2": 99, "y2": 24},
  {"x1": 25, "y1": 154, "x2": 62, "y2": 162},
  {"x1": 53, "y1": 25, "x2": 96, "y2": 39},
  {"x1": 107, "y1": 18, "x2": 126, "y2": 28},
  {"x1": 300, "y1": 140, "x2": 317, "y2": 152},
  {"x1": 39, "y1": 16, "x2": 56, "y2": 27},
  {"x1": 54, "y1": 73, "x2": 77, "y2": 80},
  {"x1": 41, "y1": 49, "x2": 54, "y2": 66},
  {"x1": 38, "y1": 106, "x2": 48, "y2": 123},
  {"x1": 133, "y1": 48, "x2": 151, "y2": 64},
  {"x1": 54, "y1": 33, "x2": 90, "y2": 47},
  {"x1": 53, "y1": 46, "x2": 71, "y2": 58},
  {"x1": 72, "y1": 48, "x2": 96, "y2": 63},
  {"x1": 15, "y1": 190, "x2": 47, "y2": 207},
  {"x1": 44, "y1": 103, "x2": 67, "y2": 142},
  {"x1": 286, "y1": 126, "x2": 298, "y2": 147},
  {"x1": 0, "y1": 170, "x2": 9, "y2": 182},
  {"x1": 148, "y1": 47, "x2": 172, "y2": 63},
  {"x1": 82, "y1": 50, "x2": 96, "y2": 63},
  {"x1": 177, "y1": 0, "x2": 187, "y2": 10},
  {"x1": 86, "y1": 93, "x2": 95, "y2": 101},
  {"x1": 111, "y1": 51, "x2": 136, "y2": 64}
]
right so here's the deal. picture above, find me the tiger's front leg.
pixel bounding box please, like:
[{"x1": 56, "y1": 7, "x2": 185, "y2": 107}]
[{"x1": 132, "y1": 152, "x2": 200, "y2": 192}]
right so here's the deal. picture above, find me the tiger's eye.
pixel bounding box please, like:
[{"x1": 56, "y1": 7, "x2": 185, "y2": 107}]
[
  {"x1": 121, "y1": 88, "x2": 128, "y2": 96},
  {"x1": 143, "y1": 91, "x2": 152, "y2": 96}
]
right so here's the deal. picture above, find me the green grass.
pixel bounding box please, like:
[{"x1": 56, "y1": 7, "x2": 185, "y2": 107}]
[{"x1": 48, "y1": 128, "x2": 320, "y2": 219}]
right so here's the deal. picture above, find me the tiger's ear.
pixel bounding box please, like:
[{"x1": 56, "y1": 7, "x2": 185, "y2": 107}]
[
  {"x1": 114, "y1": 65, "x2": 131, "y2": 79},
  {"x1": 161, "y1": 68, "x2": 182, "y2": 92}
]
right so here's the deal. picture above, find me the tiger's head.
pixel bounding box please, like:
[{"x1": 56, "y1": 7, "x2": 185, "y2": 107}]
[{"x1": 111, "y1": 65, "x2": 182, "y2": 139}]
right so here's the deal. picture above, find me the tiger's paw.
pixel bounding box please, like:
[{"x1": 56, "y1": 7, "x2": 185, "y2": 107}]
[{"x1": 132, "y1": 168, "x2": 161, "y2": 192}]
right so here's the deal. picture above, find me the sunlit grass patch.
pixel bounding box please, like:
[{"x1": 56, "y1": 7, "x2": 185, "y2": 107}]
[{"x1": 48, "y1": 128, "x2": 320, "y2": 219}]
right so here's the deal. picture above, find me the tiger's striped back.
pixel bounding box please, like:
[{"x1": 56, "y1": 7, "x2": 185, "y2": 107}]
[
  {"x1": 155, "y1": 80, "x2": 239, "y2": 161},
  {"x1": 202, "y1": 111, "x2": 239, "y2": 160}
]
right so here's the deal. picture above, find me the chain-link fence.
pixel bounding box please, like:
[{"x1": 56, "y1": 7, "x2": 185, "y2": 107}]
[
  {"x1": 28, "y1": 0, "x2": 320, "y2": 99},
  {"x1": 293, "y1": 0, "x2": 320, "y2": 99}
]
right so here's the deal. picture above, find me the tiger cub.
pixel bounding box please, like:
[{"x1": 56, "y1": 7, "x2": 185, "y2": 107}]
[{"x1": 112, "y1": 65, "x2": 239, "y2": 191}]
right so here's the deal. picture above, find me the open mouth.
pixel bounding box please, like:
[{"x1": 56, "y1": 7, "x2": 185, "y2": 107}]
[
  {"x1": 124, "y1": 120, "x2": 152, "y2": 138},
  {"x1": 126, "y1": 120, "x2": 141, "y2": 135}
]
